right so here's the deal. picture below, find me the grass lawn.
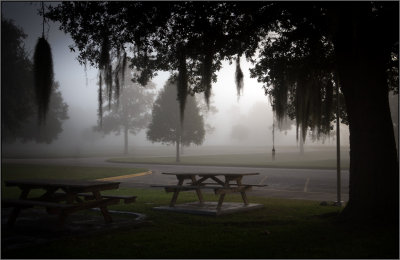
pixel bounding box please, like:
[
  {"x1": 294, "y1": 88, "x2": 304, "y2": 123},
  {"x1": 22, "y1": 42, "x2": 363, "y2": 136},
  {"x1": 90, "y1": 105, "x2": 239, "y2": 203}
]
[
  {"x1": 108, "y1": 150, "x2": 350, "y2": 170},
  {"x1": 1, "y1": 164, "x2": 397, "y2": 259}
]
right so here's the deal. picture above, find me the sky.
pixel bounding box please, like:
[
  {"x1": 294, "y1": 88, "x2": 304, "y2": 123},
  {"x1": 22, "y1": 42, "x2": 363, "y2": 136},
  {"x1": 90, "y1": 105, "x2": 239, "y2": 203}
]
[{"x1": 1, "y1": 2, "x2": 349, "y2": 153}]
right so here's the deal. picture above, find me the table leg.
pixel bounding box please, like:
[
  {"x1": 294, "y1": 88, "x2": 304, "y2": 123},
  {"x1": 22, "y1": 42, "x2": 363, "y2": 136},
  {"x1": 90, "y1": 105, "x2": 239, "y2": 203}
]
[
  {"x1": 217, "y1": 194, "x2": 225, "y2": 211},
  {"x1": 190, "y1": 176, "x2": 204, "y2": 204},
  {"x1": 170, "y1": 177, "x2": 184, "y2": 207},
  {"x1": 236, "y1": 178, "x2": 249, "y2": 205},
  {"x1": 216, "y1": 177, "x2": 230, "y2": 212},
  {"x1": 8, "y1": 188, "x2": 30, "y2": 226},
  {"x1": 92, "y1": 191, "x2": 113, "y2": 223}
]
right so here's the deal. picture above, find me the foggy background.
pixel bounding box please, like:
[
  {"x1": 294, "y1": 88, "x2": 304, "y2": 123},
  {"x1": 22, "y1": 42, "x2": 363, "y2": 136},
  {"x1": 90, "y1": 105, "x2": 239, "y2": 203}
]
[{"x1": 1, "y1": 2, "x2": 369, "y2": 158}]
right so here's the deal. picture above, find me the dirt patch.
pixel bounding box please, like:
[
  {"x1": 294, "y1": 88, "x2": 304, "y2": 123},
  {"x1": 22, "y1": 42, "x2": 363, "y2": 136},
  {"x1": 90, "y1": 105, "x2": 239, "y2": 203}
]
[{"x1": 1, "y1": 208, "x2": 149, "y2": 252}]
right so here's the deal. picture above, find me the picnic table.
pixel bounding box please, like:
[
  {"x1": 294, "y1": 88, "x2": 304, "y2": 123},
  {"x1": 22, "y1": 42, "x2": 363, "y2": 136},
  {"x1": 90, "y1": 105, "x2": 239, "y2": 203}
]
[
  {"x1": 153, "y1": 172, "x2": 265, "y2": 212},
  {"x1": 2, "y1": 179, "x2": 136, "y2": 226}
]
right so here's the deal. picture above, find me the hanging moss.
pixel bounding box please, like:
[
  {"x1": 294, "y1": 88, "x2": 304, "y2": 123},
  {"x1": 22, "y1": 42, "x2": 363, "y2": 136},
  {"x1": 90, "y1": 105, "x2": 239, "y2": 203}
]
[
  {"x1": 235, "y1": 55, "x2": 244, "y2": 100},
  {"x1": 33, "y1": 36, "x2": 54, "y2": 124},
  {"x1": 295, "y1": 78, "x2": 311, "y2": 142},
  {"x1": 97, "y1": 39, "x2": 128, "y2": 121},
  {"x1": 98, "y1": 73, "x2": 103, "y2": 127},
  {"x1": 114, "y1": 76, "x2": 120, "y2": 107},
  {"x1": 177, "y1": 44, "x2": 188, "y2": 124},
  {"x1": 99, "y1": 35, "x2": 110, "y2": 70},
  {"x1": 272, "y1": 77, "x2": 289, "y2": 124},
  {"x1": 106, "y1": 65, "x2": 113, "y2": 109},
  {"x1": 121, "y1": 51, "x2": 127, "y2": 81},
  {"x1": 288, "y1": 72, "x2": 335, "y2": 144},
  {"x1": 202, "y1": 49, "x2": 213, "y2": 108},
  {"x1": 98, "y1": 34, "x2": 113, "y2": 111}
]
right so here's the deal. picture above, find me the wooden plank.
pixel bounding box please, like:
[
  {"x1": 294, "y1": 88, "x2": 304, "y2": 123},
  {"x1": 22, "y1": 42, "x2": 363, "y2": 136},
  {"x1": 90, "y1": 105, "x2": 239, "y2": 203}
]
[
  {"x1": 192, "y1": 176, "x2": 209, "y2": 185},
  {"x1": 188, "y1": 182, "x2": 268, "y2": 187},
  {"x1": 213, "y1": 186, "x2": 252, "y2": 195},
  {"x1": 209, "y1": 176, "x2": 225, "y2": 186},
  {"x1": 162, "y1": 172, "x2": 259, "y2": 176},
  {"x1": 169, "y1": 178, "x2": 184, "y2": 207},
  {"x1": 153, "y1": 185, "x2": 257, "y2": 192},
  {"x1": 5, "y1": 179, "x2": 120, "y2": 192},
  {"x1": 7, "y1": 188, "x2": 30, "y2": 226},
  {"x1": 2, "y1": 199, "x2": 76, "y2": 210},
  {"x1": 237, "y1": 178, "x2": 249, "y2": 205},
  {"x1": 101, "y1": 195, "x2": 136, "y2": 203},
  {"x1": 217, "y1": 194, "x2": 226, "y2": 210},
  {"x1": 55, "y1": 193, "x2": 137, "y2": 204},
  {"x1": 92, "y1": 191, "x2": 113, "y2": 223},
  {"x1": 152, "y1": 185, "x2": 220, "y2": 192},
  {"x1": 191, "y1": 175, "x2": 204, "y2": 204}
]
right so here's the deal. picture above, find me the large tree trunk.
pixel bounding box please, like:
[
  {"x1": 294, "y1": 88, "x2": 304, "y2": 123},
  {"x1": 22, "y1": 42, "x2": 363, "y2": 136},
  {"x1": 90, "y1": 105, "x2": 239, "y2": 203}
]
[
  {"x1": 332, "y1": 3, "x2": 399, "y2": 224},
  {"x1": 124, "y1": 126, "x2": 128, "y2": 155}
]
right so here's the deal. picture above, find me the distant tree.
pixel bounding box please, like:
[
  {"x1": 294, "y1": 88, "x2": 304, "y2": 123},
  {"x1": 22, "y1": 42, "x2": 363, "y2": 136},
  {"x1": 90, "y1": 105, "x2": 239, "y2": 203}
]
[
  {"x1": 2, "y1": 18, "x2": 35, "y2": 139},
  {"x1": 1, "y1": 18, "x2": 68, "y2": 144},
  {"x1": 94, "y1": 67, "x2": 155, "y2": 154},
  {"x1": 13, "y1": 82, "x2": 69, "y2": 144},
  {"x1": 147, "y1": 78, "x2": 205, "y2": 162},
  {"x1": 230, "y1": 124, "x2": 249, "y2": 142}
]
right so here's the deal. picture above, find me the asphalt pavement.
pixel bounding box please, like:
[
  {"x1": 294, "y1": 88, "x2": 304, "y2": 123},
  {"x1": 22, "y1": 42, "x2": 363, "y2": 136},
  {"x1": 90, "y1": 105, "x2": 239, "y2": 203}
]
[{"x1": 3, "y1": 157, "x2": 349, "y2": 202}]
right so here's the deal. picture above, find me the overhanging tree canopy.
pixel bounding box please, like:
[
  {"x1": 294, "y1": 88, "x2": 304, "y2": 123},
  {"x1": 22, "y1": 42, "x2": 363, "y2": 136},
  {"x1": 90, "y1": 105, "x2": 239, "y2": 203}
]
[{"x1": 46, "y1": 1, "x2": 398, "y2": 224}]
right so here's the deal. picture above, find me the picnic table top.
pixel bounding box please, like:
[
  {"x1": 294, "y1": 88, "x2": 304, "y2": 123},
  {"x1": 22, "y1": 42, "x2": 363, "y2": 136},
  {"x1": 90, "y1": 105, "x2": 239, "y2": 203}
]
[
  {"x1": 4, "y1": 179, "x2": 120, "y2": 190},
  {"x1": 162, "y1": 172, "x2": 259, "y2": 176}
]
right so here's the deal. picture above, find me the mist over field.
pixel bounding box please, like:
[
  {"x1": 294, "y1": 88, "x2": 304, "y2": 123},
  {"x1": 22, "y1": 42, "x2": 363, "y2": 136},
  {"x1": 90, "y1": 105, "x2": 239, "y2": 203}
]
[{"x1": 1, "y1": 2, "x2": 396, "y2": 163}]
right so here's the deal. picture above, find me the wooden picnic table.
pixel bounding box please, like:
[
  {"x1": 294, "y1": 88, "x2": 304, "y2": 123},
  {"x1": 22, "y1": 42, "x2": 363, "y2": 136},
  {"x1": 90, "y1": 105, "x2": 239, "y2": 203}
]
[
  {"x1": 154, "y1": 172, "x2": 263, "y2": 211},
  {"x1": 2, "y1": 178, "x2": 136, "y2": 226}
]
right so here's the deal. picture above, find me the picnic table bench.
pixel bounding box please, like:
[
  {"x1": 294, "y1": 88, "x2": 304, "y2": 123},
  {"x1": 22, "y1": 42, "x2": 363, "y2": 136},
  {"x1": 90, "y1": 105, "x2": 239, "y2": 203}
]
[
  {"x1": 152, "y1": 172, "x2": 266, "y2": 212},
  {"x1": 2, "y1": 179, "x2": 137, "y2": 226}
]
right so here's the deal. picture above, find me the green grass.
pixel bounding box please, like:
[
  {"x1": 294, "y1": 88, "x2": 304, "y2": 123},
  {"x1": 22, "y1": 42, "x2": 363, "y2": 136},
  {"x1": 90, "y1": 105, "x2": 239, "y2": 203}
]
[
  {"x1": 108, "y1": 151, "x2": 350, "y2": 170},
  {"x1": 2, "y1": 164, "x2": 397, "y2": 259}
]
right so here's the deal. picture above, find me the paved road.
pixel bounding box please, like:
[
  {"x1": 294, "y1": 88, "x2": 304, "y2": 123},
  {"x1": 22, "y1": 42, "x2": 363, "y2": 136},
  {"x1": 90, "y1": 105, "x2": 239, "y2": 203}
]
[{"x1": 3, "y1": 157, "x2": 349, "y2": 202}]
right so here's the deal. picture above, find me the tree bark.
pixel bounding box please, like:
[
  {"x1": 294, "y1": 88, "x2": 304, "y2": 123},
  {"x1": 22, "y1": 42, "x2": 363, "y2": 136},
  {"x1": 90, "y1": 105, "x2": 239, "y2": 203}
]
[
  {"x1": 124, "y1": 126, "x2": 128, "y2": 155},
  {"x1": 332, "y1": 3, "x2": 399, "y2": 224}
]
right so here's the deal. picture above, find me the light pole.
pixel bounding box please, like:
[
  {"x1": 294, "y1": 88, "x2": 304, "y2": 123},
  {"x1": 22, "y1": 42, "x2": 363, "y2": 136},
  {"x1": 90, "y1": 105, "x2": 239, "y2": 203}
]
[{"x1": 334, "y1": 80, "x2": 343, "y2": 207}]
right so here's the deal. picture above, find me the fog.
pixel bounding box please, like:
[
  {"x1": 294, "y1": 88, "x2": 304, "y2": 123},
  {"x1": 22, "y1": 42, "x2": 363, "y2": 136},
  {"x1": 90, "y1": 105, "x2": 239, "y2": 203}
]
[{"x1": 2, "y1": 2, "x2": 352, "y2": 158}]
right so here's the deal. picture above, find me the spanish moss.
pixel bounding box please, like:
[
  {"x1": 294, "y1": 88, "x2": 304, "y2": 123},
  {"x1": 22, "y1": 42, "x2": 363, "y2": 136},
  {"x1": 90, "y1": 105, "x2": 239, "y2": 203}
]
[
  {"x1": 84, "y1": 60, "x2": 88, "y2": 87},
  {"x1": 98, "y1": 34, "x2": 113, "y2": 111},
  {"x1": 202, "y1": 48, "x2": 213, "y2": 108},
  {"x1": 106, "y1": 65, "x2": 112, "y2": 110},
  {"x1": 290, "y1": 73, "x2": 334, "y2": 143},
  {"x1": 115, "y1": 76, "x2": 120, "y2": 107},
  {"x1": 177, "y1": 44, "x2": 188, "y2": 124},
  {"x1": 99, "y1": 34, "x2": 110, "y2": 71},
  {"x1": 121, "y1": 51, "x2": 127, "y2": 81},
  {"x1": 98, "y1": 73, "x2": 103, "y2": 127},
  {"x1": 115, "y1": 49, "x2": 128, "y2": 107},
  {"x1": 33, "y1": 36, "x2": 54, "y2": 124},
  {"x1": 271, "y1": 77, "x2": 289, "y2": 125},
  {"x1": 235, "y1": 55, "x2": 244, "y2": 100}
]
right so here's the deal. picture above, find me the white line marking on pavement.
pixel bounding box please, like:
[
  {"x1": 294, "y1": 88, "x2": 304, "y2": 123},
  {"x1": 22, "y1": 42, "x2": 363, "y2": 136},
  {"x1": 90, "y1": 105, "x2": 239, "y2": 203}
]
[
  {"x1": 304, "y1": 177, "x2": 310, "y2": 192},
  {"x1": 97, "y1": 171, "x2": 152, "y2": 181},
  {"x1": 259, "y1": 176, "x2": 268, "y2": 185}
]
